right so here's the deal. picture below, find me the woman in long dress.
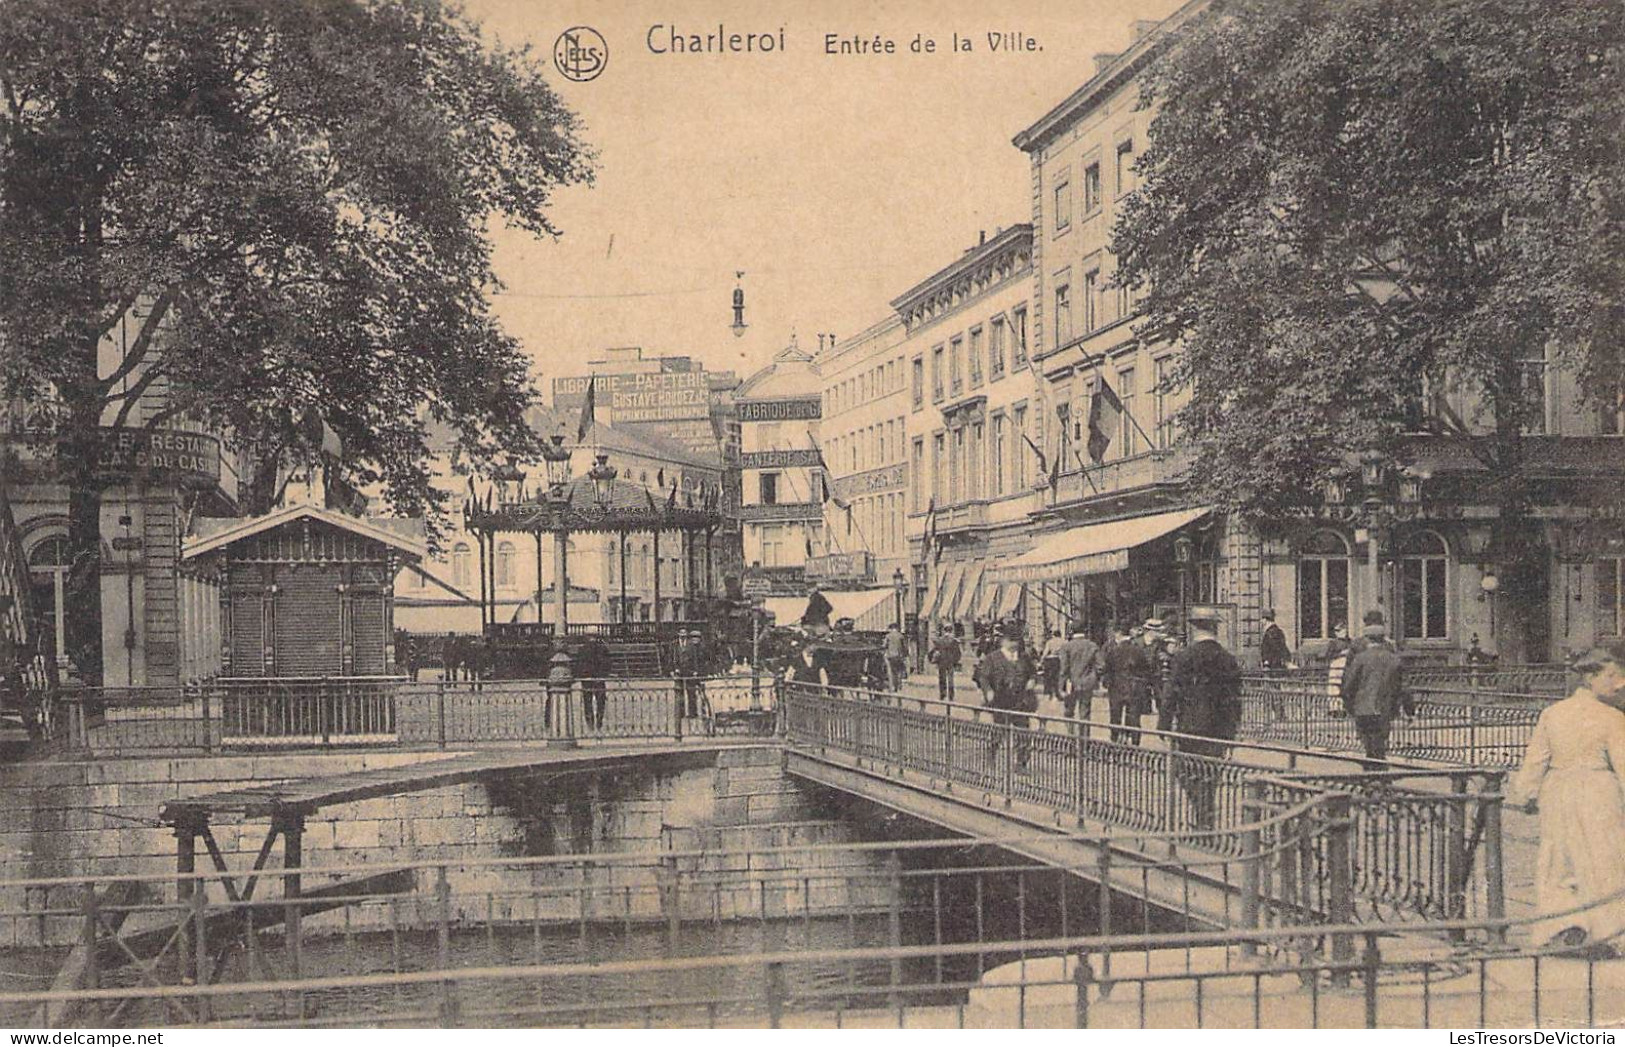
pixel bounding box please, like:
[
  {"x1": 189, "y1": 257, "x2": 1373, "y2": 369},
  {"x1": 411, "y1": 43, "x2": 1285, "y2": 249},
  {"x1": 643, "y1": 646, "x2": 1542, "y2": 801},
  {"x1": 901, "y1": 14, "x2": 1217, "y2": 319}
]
[{"x1": 1506, "y1": 642, "x2": 1625, "y2": 955}]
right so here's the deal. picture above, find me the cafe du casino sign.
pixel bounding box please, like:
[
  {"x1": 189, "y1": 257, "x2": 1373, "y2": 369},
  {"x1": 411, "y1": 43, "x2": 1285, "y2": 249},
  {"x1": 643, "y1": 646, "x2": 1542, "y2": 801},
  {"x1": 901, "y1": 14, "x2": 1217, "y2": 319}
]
[
  {"x1": 737, "y1": 398, "x2": 821, "y2": 423},
  {"x1": 97, "y1": 428, "x2": 222, "y2": 484}
]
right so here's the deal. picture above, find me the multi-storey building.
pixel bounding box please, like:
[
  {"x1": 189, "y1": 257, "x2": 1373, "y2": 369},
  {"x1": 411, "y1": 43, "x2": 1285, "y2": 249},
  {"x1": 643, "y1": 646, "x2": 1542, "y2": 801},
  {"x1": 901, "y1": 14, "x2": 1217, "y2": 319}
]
[
  {"x1": 736, "y1": 338, "x2": 824, "y2": 595},
  {"x1": 1001, "y1": 0, "x2": 1624, "y2": 664},
  {"x1": 892, "y1": 227, "x2": 1040, "y2": 639},
  {"x1": 817, "y1": 316, "x2": 907, "y2": 599}
]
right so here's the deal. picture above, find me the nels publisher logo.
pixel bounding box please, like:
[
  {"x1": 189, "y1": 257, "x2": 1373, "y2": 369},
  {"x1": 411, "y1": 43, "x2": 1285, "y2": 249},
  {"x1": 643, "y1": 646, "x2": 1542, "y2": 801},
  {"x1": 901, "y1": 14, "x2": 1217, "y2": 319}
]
[{"x1": 553, "y1": 26, "x2": 607, "y2": 82}]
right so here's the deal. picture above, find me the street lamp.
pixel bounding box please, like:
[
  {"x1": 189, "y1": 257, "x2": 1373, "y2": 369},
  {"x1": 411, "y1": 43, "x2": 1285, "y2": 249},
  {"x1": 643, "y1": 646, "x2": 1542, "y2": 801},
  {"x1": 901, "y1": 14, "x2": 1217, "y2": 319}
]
[
  {"x1": 892, "y1": 567, "x2": 906, "y2": 629},
  {"x1": 491, "y1": 460, "x2": 526, "y2": 505},
  {"x1": 540, "y1": 432, "x2": 571, "y2": 494},
  {"x1": 587, "y1": 453, "x2": 618, "y2": 508},
  {"x1": 1173, "y1": 534, "x2": 1194, "y2": 642}
]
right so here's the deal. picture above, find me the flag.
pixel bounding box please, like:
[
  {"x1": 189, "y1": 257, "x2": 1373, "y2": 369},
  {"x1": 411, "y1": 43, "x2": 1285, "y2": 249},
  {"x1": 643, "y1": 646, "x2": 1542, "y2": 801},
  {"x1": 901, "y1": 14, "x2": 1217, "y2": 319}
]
[
  {"x1": 576, "y1": 376, "x2": 596, "y2": 442},
  {"x1": 1087, "y1": 380, "x2": 1125, "y2": 463},
  {"x1": 805, "y1": 533, "x2": 815, "y2": 558},
  {"x1": 666, "y1": 485, "x2": 678, "y2": 509},
  {"x1": 923, "y1": 496, "x2": 940, "y2": 564},
  {"x1": 808, "y1": 434, "x2": 828, "y2": 469},
  {"x1": 644, "y1": 488, "x2": 658, "y2": 512},
  {"x1": 1021, "y1": 432, "x2": 1048, "y2": 481},
  {"x1": 1048, "y1": 451, "x2": 1061, "y2": 490},
  {"x1": 657, "y1": 468, "x2": 665, "y2": 488}
]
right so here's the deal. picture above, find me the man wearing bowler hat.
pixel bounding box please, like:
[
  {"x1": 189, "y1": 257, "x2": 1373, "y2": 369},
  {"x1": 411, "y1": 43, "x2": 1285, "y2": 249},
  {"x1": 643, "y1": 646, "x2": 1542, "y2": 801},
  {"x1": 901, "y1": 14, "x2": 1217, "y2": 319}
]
[
  {"x1": 1164, "y1": 607, "x2": 1243, "y2": 829},
  {"x1": 978, "y1": 617, "x2": 1038, "y2": 768},
  {"x1": 1339, "y1": 608, "x2": 1413, "y2": 767}
]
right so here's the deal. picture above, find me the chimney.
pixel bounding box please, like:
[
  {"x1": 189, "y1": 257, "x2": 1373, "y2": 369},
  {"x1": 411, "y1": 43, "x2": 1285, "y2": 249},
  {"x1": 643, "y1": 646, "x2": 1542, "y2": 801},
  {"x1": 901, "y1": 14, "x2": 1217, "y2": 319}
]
[
  {"x1": 1131, "y1": 19, "x2": 1160, "y2": 41},
  {"x1": 1094, "y1": 52, "x2": 1120, "y2": 75}
]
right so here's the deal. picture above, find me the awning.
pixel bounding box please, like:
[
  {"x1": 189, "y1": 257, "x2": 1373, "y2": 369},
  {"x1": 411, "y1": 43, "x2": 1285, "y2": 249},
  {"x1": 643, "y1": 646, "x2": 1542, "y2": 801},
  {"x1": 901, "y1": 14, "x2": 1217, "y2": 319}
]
[
  {"x1": 976, "y1": 580, "x2": 1003, "y2": 618},
  {"x1": 951, "y1": 561, "x2": 986, "y2": 620},
  {"x1": 932, "y1": 562, "x2": 965, "y2": 619},
  {"x1": 922, "y1": 563, "x2": 949, "y2": 618},
  {"x1": 762, "y1": 589, "x2": 896, "y2": 632},
  {"x1": 993, "y1": 583, "x2": 1021, "y2": 619},
  {"x1": 989, "y1": 506, "x2": 1212, "y2": 584}
]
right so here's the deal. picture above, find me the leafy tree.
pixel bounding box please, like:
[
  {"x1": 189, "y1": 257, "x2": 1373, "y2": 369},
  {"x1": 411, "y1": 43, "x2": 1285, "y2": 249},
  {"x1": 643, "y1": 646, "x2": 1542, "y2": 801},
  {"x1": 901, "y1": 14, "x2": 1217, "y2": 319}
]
[
  {"x1": 1113, "y1": 0, "x2": 1624, "y2": 659},
  {"x1": 0, "y1": 0, "x2": 592, "y2": 677}
]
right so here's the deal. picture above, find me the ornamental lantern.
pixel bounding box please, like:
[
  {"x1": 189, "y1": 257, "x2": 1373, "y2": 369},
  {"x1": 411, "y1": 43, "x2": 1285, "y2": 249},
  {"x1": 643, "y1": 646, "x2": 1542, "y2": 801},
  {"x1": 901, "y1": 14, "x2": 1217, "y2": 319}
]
[
  {"x1": 540, "y1": 432, "x2": 571, "y2": 491},
  {"x1": 587, "y1": 453, "x2": 619, "y2": 507},
  {"x1": 731, "y1": 272, "x2": 748, "y2": 338},
  {"x1": 1173, "y1": 534, "x2": 1195, "y2": 565},
  {"x1": 1360, "y1": 451, "x2": 1387, "y2": 489}
]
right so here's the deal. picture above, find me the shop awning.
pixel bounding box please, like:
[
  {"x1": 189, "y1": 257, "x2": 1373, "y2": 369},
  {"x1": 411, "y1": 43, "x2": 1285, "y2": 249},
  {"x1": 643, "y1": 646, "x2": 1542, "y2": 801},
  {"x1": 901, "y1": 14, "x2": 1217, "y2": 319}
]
[
  {"x1": 931, "y1": 562, "x2": 965, "y2": 620},
  {"x1": 976, "y1": 580, "x2": 1003, "y2": 618},
  {"x1": 951, "y1": 561, "x2": 986, "y2": 620},
  {"x1": 922, "y1": 563, "x2": 948, "y2": 618},
  {"x1": 993, "y1": 583, "x2": 1022, "y2": 619},
  {"x1": 988, "y1": 507, "x2": 1212, "y2": 584}
]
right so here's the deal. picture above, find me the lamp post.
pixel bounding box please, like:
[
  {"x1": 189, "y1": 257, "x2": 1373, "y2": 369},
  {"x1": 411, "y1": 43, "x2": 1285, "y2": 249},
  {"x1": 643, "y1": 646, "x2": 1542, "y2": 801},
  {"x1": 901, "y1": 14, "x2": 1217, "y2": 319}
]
[
  {"x1": 540, "y1": 432, "x2": 571, "y2": 495},
  {"x1": 587, "y1": 453, "x2": 618, "y2": 508},
  {"x1": 1350, "y1": 450, "x2": 1424, "y2": 627},
  {"x1": 892, "y1": 567, "x2": 906, "y2": 630},
  {"x1": 1173, "y1": 534, "x2": 1194, "y2": 643}
]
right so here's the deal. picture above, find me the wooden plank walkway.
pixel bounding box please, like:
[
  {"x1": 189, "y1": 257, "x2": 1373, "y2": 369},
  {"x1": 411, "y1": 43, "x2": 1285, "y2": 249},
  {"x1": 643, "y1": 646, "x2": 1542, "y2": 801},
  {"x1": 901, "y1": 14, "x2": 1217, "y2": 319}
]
[{"x1": 159, "y1": 740, "x2": 771, "y2": 823}]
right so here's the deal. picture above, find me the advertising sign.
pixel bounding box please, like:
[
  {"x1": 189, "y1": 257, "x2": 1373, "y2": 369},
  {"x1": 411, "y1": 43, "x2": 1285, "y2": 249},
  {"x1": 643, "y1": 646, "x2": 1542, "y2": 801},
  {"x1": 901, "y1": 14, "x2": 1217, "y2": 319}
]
[
  {"x1": 741, "y1": 449, "x2": 821, "y2": 469},
  {"x1": 737, "y1": 398, "x2": 822, "y2": 423},
  {"x1": 96, "y1": 428, "x2": 221, "y2": 485},
  {"x1": 553, "y1": 371, "x2": 711, "y2": 422}
]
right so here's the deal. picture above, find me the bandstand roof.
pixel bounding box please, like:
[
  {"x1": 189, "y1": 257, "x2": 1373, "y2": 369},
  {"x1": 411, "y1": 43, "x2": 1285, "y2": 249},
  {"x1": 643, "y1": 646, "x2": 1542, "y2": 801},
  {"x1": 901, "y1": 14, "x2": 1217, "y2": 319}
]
[{"x1": 466, "y1": 474, "x2": 722, "y2": 534}]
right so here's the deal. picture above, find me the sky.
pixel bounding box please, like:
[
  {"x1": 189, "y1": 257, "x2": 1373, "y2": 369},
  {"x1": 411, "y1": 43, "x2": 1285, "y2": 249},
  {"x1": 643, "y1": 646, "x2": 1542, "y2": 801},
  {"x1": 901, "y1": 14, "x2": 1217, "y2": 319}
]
[{"x1": 460, "y1": 0, "x2": 1184, "y2": 392}]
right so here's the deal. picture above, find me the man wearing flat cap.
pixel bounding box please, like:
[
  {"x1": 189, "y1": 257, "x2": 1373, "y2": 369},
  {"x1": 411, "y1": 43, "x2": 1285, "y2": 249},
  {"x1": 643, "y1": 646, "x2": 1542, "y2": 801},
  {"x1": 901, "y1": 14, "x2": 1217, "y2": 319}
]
[{"x1": 1339, "y1": 608, "x2": 1413, "y2": 767}]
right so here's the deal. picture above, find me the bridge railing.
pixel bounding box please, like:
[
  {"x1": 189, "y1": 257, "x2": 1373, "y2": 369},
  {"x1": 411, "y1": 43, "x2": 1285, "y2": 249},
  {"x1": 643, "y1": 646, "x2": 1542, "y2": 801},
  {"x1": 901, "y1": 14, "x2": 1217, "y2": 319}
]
[
  {"x1": 0, "y1": 827, "x2": 1582, "y2": 1029},
  {"x1": 1240, "y1": 676, "x2": 1541, "y2": 767},
  {"x1": 48, "y1": 674, "x2": 777, "y2": 755},
  {"x1": 779, "y1": 682, "x2": 1504, "y2": 929}
]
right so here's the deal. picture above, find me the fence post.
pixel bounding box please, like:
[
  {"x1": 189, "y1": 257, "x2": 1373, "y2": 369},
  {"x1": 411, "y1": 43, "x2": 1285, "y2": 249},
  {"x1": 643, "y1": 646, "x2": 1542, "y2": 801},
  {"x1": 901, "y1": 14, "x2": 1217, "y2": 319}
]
[
  {"x1": 319, "y1": 677, "x2": 331, "y2": 748},
  {"x1": 1239, "y1": 779, "x2": 1263, "y2": 957},
  {"x1": 436, "y1": 864, "x2": 461, "y2": 1026},
  {"x1": 894, "y1": 693, "x2": 905, "y2": 774},
  {"x1": 1483, "y1": 780, "x2": 1507, "y2": 943},
  {"x1": 200, "y1": 685, "x2": 214, "y2": 754},
  {"x1": 1447, "y1": 773, "x2": 1470, "y2": 937},
  {"x1": 436, "y1": 680, "x2": 447, "y2": 749},
  {"x1": 1325, "y1": 793, "x2": 1355, "y2": 986},
  {"x1": 192, "y1": 870, "x2": 211, "y2": 1022},
  {"x1": 80, "y1": 881, "x2": 99, "y2": 993},
  {"x1": 1072, "y1": 955, "x2": 1095, "y2": 1028},
  {"x1": 1002, "y1": 721, "x2": 1015, "y2": 804}
]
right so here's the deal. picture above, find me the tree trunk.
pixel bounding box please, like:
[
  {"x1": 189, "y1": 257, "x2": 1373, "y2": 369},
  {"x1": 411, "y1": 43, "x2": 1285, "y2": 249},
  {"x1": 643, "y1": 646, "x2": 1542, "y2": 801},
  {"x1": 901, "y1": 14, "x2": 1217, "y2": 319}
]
[
  {"x1": 60, "y1": 398, "x2": 105, "y2": 685},
  {"x1": 1488, "y1": 364, "x2": 1545, "y2": 664}
]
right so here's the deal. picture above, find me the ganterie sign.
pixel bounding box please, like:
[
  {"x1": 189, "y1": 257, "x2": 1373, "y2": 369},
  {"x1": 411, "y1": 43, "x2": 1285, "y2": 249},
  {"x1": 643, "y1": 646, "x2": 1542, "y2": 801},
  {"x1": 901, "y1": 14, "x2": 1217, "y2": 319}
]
[
  {"x1": 97, "y1": 428, "x2": 221, "y2": 484},
  {"x1": 741, "y1": 449, "x2": 821, "y2": 469},
  {"x1": 738, "y1": 398, "x2": 822, "y2": 423},
  {"x1": 831, "y1": 463, "x2": 907, "y2": 499}
]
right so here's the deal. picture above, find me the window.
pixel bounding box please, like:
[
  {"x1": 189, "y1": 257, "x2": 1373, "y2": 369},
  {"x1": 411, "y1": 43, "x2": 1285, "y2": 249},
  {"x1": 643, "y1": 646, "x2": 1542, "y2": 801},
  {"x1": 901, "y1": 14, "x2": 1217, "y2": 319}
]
[
  {"x1": 495, "y1": 541, "x2": 516, "y2": 589},
  {"x1": 989, "y1": 317, "x2": 1006, "y2": 379},
  {"x1": 969, "y1": 422, "x2": 984, "y2": 501},
  {"x1": 1013, "y1": 404, "x2": 1029, "y2": 487},
  {"x1": 1117, "y1": 368, "x2": 1137, "y2": 458},
  {"x1": 1012, "y1": 307, "x2": 1029, "y2": 367},
  {"x1": 932, "y1": 432, "x2": 947, "y2": 505},
  {"x1": 991, "y1": 413, "x2": 1006, "y2": 496},
  {"x1": 911, "y1": 356, "x2": 924, "y2": 409},
  {"x1": 1116, "y1": 275, "x2": 1132, "y2": 322},
  {"x1": 1055, "y1": 284, "x2": 1073, "y2": 346},
  {"x1": 26, "y1": 536, "x2": 68, "y2": 664},
  {"x1": 950, "y1": 336, "x2": 964, "y2": 395},
  {"x1": 1083, "y1": 270, "x2": 1099, "y2": 332},
  {"x1": 760, "y1": 472, "x2": 779, "y2": 505},
  {"x1": 1055, "y1": 402, "x2": 1073, "y2": 473},
  {"x1": 1053, "y1": 172, "x2": 1073, "y2": 234},
  {"x1": 1298, "y1": 531, "x2": 1351, "y2": 641},
  {"x1": 1115, "y1": 139, "x2": 1136, "y2": 196},
  {"x1": 1083, "y1": 162, "x2": 1102, "y2": 214},
  {"x1": 452, "y1": 542, "x2": 472, "y2": 588},
  {"x1": 1399, "y1": 531, "x2": 1449, "y2": 640},
  {"x1": 1153, "y1": 356, "x2": 1177, "y2": 449},
  {"x1": 931, "y1": 345, "x2": 945, "y2": 401},
  {"x1": 951, "y1": 427, "x2": 966, "y2": 503},
  {"x1": 911, "y1": 437, "x2": 925, "y2": 511},
  {"x1": 760, "y1": 524, "x2": 785, "y2": 567},
  {"x1": 969, "y1": 326, "x2": 984, "y2": 387},
  {"x1": 1599, "y1": 558, "x2": 1625, "y2": 637}
]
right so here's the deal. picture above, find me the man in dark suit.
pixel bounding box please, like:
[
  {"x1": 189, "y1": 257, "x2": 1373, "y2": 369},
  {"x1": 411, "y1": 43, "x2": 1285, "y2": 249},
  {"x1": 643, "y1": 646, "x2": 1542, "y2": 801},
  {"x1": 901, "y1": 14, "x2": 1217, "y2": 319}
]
[
  {"x1": 1259, "y1": 608, "x2": 1291, "y2": 671},
  {"x1": 1101, "y1": 624, "x2": 1153, "y2": 744},
  {"x1": 577, "y1": 634, "x2": 613, "y2": 731},
  {"x1": 1164, "y1": 608, "x2": 1243, "y2": 829},
  {"x1": 1340, "y1": 609, "x2": 1413, "y2": 767},
  {"x1": 978, "y1": 617, "x2": 1038, "y2": 768}
]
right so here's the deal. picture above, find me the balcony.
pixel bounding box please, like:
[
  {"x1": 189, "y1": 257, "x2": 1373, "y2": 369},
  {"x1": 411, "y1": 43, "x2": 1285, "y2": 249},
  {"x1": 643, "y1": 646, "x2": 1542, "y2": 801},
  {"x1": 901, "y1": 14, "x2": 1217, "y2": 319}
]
[
  {"x1": 1051, "y1": 446, "x2": 1192, "y2": 506},
  {"x1": 936, "y1": 501, "x2": 988, "y2": 533}
]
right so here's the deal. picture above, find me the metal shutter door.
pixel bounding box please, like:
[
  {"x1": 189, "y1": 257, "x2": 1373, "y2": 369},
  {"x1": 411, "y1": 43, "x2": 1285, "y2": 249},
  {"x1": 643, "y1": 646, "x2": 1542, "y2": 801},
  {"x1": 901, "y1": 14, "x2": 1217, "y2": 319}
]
[
  {"x1": 274, "y1": 569, "x2": 340, "y2": 676},
  {"x1": 351, "y1": 593, "x2": 386, "y2": 675},
  {"x1": 229, "y1": 595, "x2": 263, "y2": 676}
]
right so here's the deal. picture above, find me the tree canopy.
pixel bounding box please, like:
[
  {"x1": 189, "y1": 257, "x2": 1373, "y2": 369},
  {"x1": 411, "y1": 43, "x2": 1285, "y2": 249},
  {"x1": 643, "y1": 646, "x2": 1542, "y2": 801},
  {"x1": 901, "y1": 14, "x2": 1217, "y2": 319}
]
[
  {"x1": 0, "y1": 0, "x2": 593, "y2": 511},
  {"x1": 1113, "y1": 0, "x2": 1624, "y2": 522}
]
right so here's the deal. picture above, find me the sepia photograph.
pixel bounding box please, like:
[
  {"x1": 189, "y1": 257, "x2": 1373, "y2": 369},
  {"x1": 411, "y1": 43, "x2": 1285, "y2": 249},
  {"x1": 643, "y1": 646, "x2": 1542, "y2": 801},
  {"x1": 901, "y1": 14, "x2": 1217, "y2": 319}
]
[{"x1": 0, "y1": 0, "x2": 1622, "y2": 1032}]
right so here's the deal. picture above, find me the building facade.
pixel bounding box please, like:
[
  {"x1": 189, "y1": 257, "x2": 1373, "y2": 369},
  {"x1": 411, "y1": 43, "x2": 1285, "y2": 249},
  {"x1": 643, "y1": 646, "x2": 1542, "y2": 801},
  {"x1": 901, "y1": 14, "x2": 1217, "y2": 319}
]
[
  {"x1": 891, "y1": 227, "x2": 1042, "y2": 640},
  {"x1": 817, "y1": 316, "x2": 907, "y2": 596},
  {"x1": 736, "y1": 339, "x2": 824, "y2": 595}
]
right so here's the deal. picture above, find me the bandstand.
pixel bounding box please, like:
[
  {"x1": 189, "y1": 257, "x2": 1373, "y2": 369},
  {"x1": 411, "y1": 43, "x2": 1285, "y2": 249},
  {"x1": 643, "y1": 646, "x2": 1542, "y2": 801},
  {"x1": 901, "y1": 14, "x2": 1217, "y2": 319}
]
[{"x1": 463, "y1": 436, "x2": 724, "y2": 666}]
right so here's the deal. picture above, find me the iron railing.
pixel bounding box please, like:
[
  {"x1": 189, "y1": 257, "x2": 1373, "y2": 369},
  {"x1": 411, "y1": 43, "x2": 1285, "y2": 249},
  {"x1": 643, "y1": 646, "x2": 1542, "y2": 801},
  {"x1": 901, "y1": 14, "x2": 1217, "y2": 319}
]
[
  {"x1": 1240, "y1": 676, "x2": 1540, "y2": 767},
  {"x1": 779, "y1": 683, "x2": 1503, "y2": 927},
  {"x1": 0, "y1": 834, "x2": 1596, "y2": 1029},
  {"x1": 52, "y1": 674, "x2": 776, "y2": 755}
]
